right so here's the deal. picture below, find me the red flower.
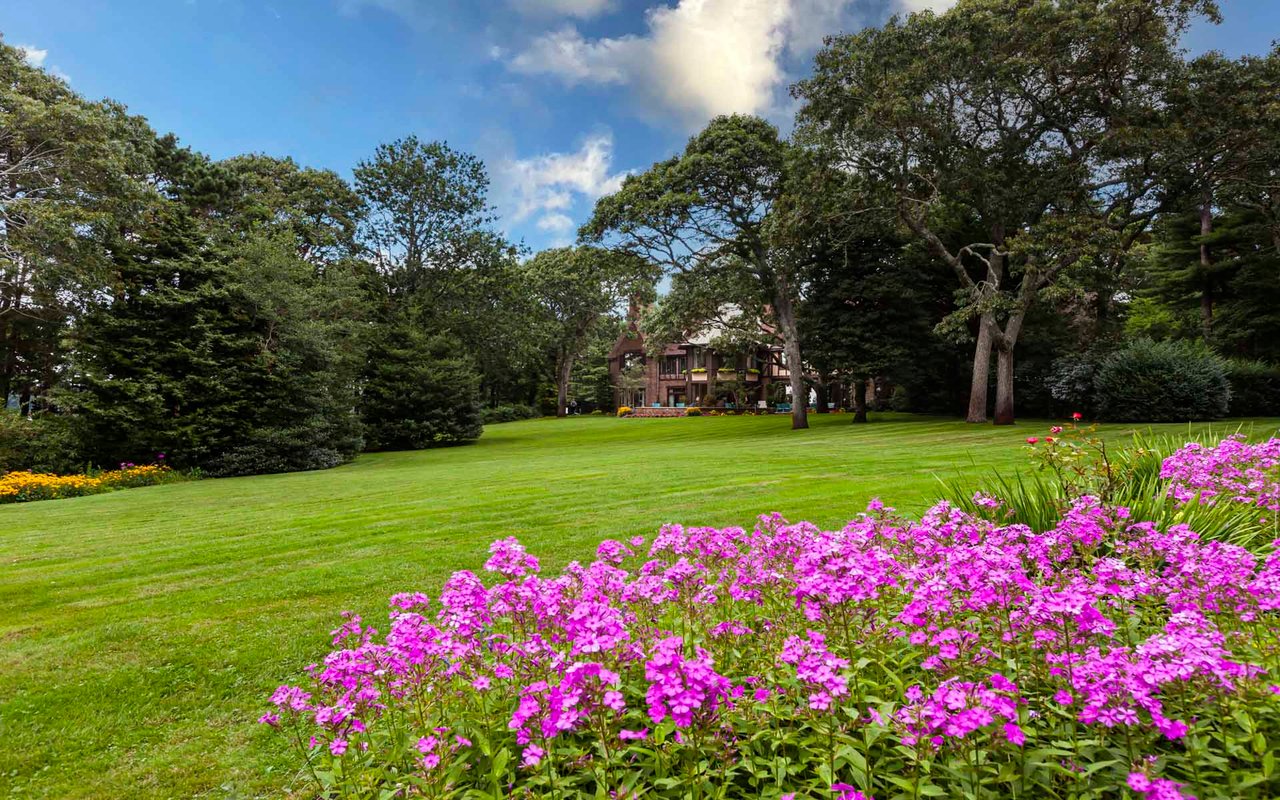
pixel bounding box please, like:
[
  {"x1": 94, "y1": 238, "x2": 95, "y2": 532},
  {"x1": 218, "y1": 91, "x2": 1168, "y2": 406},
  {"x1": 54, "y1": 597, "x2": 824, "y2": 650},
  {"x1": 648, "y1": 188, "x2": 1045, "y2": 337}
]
[
  {"x1": 1045, "y1": 437, "x2": 1056, "y2": 443},
  {"x1": 1071, "y1": 412, "x2": 1083, "y2": 421},
  {"x1": 1026, "y1": 437, "x2": 1039, "y2": 445}
]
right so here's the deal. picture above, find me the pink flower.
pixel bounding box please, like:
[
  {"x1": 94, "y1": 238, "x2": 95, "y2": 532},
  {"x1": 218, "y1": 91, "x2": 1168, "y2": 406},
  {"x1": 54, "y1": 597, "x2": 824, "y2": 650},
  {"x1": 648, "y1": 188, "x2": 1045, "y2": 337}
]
[
  {"x1": 1072, "y1": 412, "x2": 1083, "y2": 421},
  {"x1": 1004, "y1": 723, "x2": 1025, "y2": 746},
  {"x1": 831, "y1": 782, "x2": 871, "y2": 800},
  {"x1": 1026, "y1": 437, "x2": 1039, "y2": 444},
  {"x1": 1128, "y1": 773, "x2": 1152, "y2": 792},
  {"x1": 520, "y1": 744, "x2": 545, "y2": 768},
  {"x1": 619, "y1": 728, "x2": 648, "y2": 741},
  {"x1": 329, "y1": 738, "x2": 348, "y2": 756}
]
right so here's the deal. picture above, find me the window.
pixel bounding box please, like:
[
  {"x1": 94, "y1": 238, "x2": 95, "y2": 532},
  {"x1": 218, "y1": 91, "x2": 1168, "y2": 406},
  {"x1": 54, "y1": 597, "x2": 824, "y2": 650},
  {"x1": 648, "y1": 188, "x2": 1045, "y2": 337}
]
[
  {"x1": 661, "y1": 355, "x2": 687, "y2": 377},
  {"x1": 690, "y1": 347, "x2": 706, "y2": 369}
]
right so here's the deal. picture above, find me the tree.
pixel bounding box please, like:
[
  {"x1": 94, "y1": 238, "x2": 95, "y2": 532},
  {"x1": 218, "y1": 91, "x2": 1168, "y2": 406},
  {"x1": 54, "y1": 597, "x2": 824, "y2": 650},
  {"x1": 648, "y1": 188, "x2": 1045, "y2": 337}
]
[
  {"x1": 582, "y1": 114, "x2": 813, "y2": 430},
  {"x1": 353, "y1": 136, "x2": 496, "y2": 299},
  {"x1": 1134, "y1": 48, "x2": 1280, "y2": 349},
  {"x1": 360, "y1": 329, "x2": 483, "y2": 451},
  {"x1": 0, "y1": 40, "x2": 153, "y2": 411},
  {"x1": 522, "y1": 246, "x2": 656, "y2": 417},
  {"x1": 353, "y1": 136, "x2": 534, "y2": 410},
  {"x1": 797, "y1": 223, "x2": 934, "y2": 423},
  {"x1": 795, "y1": 0, "x2": 1219, "y2": 424},
  {"x1": 223, "y1": 154, "x2": 365, "y2": 266}
]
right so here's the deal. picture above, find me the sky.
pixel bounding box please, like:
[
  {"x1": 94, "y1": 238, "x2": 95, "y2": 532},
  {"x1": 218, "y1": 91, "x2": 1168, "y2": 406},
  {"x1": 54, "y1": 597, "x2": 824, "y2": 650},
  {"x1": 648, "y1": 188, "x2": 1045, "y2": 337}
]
[{"x1": 3, "y1": 0, "x2": 1277, "y2": 251}]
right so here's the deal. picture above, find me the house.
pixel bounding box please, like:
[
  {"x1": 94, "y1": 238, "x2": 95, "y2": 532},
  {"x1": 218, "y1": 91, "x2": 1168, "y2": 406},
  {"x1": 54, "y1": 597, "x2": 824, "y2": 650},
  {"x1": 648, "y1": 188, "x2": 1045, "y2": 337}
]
[{"x1": 607, "y1": 311, "x2": 843, "y2": 411}]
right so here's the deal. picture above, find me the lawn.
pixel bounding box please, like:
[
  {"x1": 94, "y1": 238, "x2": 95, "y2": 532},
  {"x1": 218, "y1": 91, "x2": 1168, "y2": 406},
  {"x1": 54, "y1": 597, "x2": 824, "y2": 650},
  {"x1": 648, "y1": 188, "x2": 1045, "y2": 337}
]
[{"x1": 2, "y1": 413, "x2": 1277, "y2": 799}]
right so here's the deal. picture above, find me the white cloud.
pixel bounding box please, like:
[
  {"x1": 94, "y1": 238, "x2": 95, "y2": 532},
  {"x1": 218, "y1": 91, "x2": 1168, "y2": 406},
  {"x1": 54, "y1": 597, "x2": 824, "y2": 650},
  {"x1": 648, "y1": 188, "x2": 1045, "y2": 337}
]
[
  {"x1": 508, "y1": 0, "x2": 615, "y2": 19},
  {"x1": 510, "y1": 26, "x2": 632, "y2": 85},
  {"x1": 492, "y1": 131, "x2": 629, "y2": 238},
  {"x1": 536, "y1": 213, "x2": 576, "y2": 233},
  {"x1": 510, "y1": 0, "x2": 796, "y2": 125},
  {"x1": 17, "y1": 45, "x2": 48, "y2": 68},
  {"x1": 896, "y1": 0, "x2": 958, "y2": 12}
]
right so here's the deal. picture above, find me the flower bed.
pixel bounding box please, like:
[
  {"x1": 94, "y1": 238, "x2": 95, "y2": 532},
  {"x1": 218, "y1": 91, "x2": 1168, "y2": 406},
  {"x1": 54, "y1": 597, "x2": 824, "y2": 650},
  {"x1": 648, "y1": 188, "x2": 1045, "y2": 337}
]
[
  {"x1": 0, "y1": 462, "x2": 189, "y2": 503},
  {"x1": 263, "y1": 437, "x2": 1280, "y2": 799}
]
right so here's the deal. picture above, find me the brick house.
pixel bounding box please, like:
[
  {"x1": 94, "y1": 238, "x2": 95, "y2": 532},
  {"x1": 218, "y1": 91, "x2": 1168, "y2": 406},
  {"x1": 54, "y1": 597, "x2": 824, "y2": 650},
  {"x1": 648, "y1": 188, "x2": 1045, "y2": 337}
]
[{"x1": 608, "y1": 313, "x2": 837, "y2": 410}]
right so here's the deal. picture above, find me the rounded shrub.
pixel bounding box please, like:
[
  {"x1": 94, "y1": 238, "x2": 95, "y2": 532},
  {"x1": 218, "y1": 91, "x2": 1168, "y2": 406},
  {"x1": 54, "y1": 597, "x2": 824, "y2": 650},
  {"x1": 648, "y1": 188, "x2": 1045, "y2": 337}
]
[
  {"x1": 684, "y1": 406, "x2": 702, "y2": 417},
  {"x1": 1093, "y1": 338, "x2": 1229, "y2": 422},
  {"x1": 481, "y1": 405, "x2": 541, "y2": 425},
  {"x1": 1226, "y1": 359, "x2": 1280, "y2": 417}
]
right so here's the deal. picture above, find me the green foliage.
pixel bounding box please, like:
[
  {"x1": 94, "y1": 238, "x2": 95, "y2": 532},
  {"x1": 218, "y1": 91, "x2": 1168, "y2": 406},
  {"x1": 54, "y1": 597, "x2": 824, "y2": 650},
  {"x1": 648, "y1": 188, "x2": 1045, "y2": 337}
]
[
  {"x1": 360, "y1": 330, "x2": 482, "y2": 451},
  {"x1": 1093, "y1": 338, "x2": 1229, "y2": 421},
  {"x1": 583, "y1": 114, "x2": 813, "y2": 430},
  {"x1": 0, "y1": 411, "x2": 82, "y2": 474},
  {"x1": 1045, "y1": 349, "x2": 1108, "y2": 417},
  {"x1": 1227, "y1": 360, "x2": 1280, "y2": 417},
  {"x1": 940, "y1": 426, "x2": 1275, "y2": 547},
  {"x1": 480, "y1": 405, "x2": 541, "y2": 425}
]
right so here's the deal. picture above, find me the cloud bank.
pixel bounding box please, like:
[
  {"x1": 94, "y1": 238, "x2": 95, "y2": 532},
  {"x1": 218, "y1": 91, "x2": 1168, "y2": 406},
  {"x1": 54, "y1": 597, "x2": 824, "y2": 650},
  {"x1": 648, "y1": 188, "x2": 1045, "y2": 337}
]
[{"x1": 508, "y1": 0, "x2": 959, "y2": 126}]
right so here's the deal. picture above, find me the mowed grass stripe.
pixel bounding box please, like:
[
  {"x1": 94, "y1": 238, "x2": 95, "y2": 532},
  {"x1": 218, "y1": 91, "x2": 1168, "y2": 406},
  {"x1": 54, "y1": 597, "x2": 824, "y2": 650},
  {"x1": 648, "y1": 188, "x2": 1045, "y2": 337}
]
[{"x1": 1, "y1": 413, "x2": 1277, "y2": 798}]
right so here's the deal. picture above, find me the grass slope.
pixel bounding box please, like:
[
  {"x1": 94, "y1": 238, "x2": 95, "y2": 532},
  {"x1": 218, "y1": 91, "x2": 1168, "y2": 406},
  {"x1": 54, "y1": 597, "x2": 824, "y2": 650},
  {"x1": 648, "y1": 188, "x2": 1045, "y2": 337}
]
[{"x1": 2, "y1": 413, "x2": 1277, "y2": 798}]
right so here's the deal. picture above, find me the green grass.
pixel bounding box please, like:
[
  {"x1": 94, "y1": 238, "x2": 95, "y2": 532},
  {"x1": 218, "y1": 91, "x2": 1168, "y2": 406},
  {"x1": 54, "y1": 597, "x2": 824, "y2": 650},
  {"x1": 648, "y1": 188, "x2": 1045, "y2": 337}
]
[{"x1": 2, "y1": 413, "x2": 1277, "y2": 798}]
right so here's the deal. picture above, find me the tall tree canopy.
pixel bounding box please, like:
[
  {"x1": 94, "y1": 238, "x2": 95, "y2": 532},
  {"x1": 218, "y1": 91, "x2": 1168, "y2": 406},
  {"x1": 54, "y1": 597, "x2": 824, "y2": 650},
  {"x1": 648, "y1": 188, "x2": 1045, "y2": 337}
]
[
  {"x1": 582, "y1": 114, "x2": 814, "y2": 430},
  {"x1": 795, "y1": 0, "x2": 1220, "y2": 424},
  {"x1": 522, "y1": 246, "x2": 657, "y2": 417}
]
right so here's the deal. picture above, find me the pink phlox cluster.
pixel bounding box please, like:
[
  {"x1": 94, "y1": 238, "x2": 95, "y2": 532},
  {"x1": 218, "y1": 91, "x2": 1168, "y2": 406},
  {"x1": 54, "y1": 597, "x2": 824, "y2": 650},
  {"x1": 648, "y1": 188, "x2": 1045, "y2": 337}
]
[
  {"x1": 779, "y1": 630, "x2": 850, "y2": 710},
  {"x1": 484, "y1": 536, "x2": 541, "y2": 578},
  {"x1": 508, "y1": 661, "x2": 623, "y2": 746},
  {"x1": 644, "y1": 636, "x2": 732, "y2": 728},
  {"x1": 1128, "y1": 762, "x2": 1198, "y2": 800},
  {"x1": 896, "y1": 675, "x2": 1020, "y2": 748},
  {"x1": 1162, "y1": 435, "x2": 1280, "y2": 515},
  {"x1": 792, "y1": 535, "x2": 897, "y2": 621},
  {"x1": 435, "y1": 570, "x2": 491, "y2": 636}
]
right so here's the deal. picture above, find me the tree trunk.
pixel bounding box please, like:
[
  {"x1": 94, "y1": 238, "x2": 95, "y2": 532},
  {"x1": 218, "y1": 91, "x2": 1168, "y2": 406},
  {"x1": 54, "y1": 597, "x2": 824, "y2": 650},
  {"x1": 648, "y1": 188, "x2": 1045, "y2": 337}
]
[
  {"x1": 815, "y1": 378, "x2": 829, "y2": 413},
  {"x1": 853, "y1": 378, "x2": 868, "y2": 423},
  {"x1": 966, "y1": 314, "x2": 995, "y2": 423},
  {"x1": 555, "y1": 352, "x2": 572, "y2": 418},
  {"x1": 773, "y1": 277, "x2": 808, "y2": 430},
  {"x1": 994, "y1": 345, "x2": 1015, "y2": 426},
  {"x1": 1200, "y1": 200, "x2": 1214, "y2": 342}
]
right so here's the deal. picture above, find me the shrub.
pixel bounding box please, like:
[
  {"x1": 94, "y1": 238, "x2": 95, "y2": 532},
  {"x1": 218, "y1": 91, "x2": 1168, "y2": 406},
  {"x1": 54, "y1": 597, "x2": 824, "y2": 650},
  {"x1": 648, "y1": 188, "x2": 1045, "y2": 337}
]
[
  {"x1": 264, "y1": 473, "x2": 1280, "y2": 799},
  {"x1": 1226, "y1": 359, "x2": 1280, "y2": 417},
  {"x1": 888, "y1": 384, "x2": 911, "y2": 412},
  {"x1": 481, "y1": 405, "x2": 541, "y2": 425},
  {"x1": 1093, "y1": 338, "x2": 1229, "y2": 421},
  {"x1": 1046, "y1": 351, "x2": 1103, "y2": 415},
  {"x1": 0, "y1": 412, "x2": 82, "y2": 474},
  {"x1": 616, "y1": 406, "x2": 633, "y2": 417},
  {"x1": 684, "y1": 407, "x2": 702, "y2": 417}
]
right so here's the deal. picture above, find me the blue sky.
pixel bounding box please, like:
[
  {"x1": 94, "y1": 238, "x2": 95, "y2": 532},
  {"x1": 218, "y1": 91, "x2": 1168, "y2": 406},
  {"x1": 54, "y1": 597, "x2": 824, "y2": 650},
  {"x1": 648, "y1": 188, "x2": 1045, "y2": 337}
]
[{"x1": 4, "y1": 0, "x2": 1277, "y2": 251}]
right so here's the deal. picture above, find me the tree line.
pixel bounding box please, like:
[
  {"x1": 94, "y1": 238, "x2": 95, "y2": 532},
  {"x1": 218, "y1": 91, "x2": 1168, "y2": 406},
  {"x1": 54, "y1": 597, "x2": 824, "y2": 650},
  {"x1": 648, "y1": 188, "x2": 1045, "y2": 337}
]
[
  {"x1": 586, "y1": 0, "x2": 1280, "y2": 430},
  {"x1": 0, "y1": 39, "x2": 646, "y2": 475},
  {"x1": 2, "y1": 0, "x2": 1278, "y2": 474}
]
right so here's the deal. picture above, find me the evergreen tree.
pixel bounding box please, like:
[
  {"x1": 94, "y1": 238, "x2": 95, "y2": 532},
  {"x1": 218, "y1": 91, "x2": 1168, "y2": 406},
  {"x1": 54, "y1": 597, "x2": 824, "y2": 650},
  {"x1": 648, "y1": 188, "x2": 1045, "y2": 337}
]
[{"x1": 360, "y1": 328, "x2": 482, "y2": 451}]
